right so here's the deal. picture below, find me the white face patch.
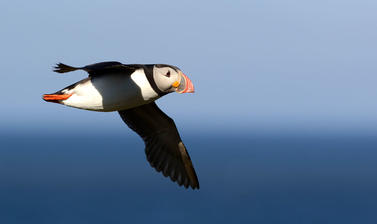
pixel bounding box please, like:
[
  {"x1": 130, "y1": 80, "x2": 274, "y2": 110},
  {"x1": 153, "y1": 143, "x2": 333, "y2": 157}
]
[{"x1": 153, "y1": 66, "x2": 180, "y2": 92}]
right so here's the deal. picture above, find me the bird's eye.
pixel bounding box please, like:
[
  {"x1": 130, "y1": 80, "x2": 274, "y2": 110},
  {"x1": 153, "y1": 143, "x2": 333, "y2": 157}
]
[{"x1": 165, "y1": 71, "x2": 170, "y2": 77}]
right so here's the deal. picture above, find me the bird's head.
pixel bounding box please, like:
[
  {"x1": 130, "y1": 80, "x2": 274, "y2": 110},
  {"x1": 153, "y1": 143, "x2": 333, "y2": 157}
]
[{"x1": 153, "y1": 64, "x2": 194, "y2": 94}]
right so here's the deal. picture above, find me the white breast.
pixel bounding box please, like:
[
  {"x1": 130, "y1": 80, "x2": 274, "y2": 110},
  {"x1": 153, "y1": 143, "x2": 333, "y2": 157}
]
[
  {"x1": 130, "y1": 69, "x2": 159, "y2": 101},
  {"x1": 61, "y1": 69, "x2": 160, "y2": 112}
]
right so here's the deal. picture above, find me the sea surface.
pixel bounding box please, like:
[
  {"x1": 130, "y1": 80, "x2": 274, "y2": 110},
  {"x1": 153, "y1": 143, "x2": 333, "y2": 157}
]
[{"x1": 0, "y1": 132, "x2": 377, "y2": 224}]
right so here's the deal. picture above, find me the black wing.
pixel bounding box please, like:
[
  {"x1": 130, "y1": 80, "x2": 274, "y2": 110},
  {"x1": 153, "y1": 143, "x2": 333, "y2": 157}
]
[
  {"x1": 54, "y1": 61, "x2": 139, "y2": 76},
  {"x1": 118, "y1": 102, "x2": 199, "y2": 189}
]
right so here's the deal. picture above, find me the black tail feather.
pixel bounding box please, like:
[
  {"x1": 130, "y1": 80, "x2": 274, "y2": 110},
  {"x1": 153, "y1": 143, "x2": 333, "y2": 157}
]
[{"x1": 53, "y1": 63, "x2": 80, "y2": 73}]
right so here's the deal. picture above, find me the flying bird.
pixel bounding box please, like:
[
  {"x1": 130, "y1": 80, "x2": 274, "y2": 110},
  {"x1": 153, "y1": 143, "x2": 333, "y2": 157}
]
[{"x1": 43, "y1": 61, "x2": 199, "y2": 189}]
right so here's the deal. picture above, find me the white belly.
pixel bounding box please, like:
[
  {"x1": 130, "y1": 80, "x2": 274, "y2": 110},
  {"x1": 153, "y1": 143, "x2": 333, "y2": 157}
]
[{"x1": 61, "y1": 70, "x2": 159, "y2": 111}]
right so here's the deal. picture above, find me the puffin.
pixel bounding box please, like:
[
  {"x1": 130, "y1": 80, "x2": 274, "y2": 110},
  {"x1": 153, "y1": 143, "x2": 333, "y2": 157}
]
[{"x1": 43, "y1": 61, "x2": 199, "y2": 189}]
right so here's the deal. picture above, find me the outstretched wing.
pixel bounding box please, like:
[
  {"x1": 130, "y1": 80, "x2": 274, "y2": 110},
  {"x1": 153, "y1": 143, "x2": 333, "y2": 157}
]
[
  {"x1": 118, "y1": 102, "x2": 199, "y2": 189},
  {"x1": 54, "y1": 61, "x2": 139, "y2": 76}
]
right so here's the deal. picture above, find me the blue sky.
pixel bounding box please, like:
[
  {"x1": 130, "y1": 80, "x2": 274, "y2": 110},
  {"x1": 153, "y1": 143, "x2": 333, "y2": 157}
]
[{"x1": 1, "y1": 0, "x2": 377, "y2": 135}]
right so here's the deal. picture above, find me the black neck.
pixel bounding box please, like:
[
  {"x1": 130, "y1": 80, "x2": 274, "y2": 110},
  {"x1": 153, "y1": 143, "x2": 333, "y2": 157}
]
[{"x1": 143, "y1": 65, "x2": 167, "y2": 97}]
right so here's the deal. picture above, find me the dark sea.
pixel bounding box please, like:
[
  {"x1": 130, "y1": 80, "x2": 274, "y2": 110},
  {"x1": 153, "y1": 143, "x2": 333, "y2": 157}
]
[{"x1": 1, "y1": 132, "x2": 377, "y2": 224}]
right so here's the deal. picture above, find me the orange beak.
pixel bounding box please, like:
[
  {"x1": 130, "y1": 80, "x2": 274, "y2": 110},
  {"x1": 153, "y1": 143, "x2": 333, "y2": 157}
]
[{"x1": 180, "y1": 73, "x2": 195, "y2": 93}]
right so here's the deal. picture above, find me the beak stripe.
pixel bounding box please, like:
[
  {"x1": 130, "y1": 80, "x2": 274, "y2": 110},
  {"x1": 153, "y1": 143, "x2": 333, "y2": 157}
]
[{"x1": 181, "y1": 73, "x2": 195, "y2": 93}]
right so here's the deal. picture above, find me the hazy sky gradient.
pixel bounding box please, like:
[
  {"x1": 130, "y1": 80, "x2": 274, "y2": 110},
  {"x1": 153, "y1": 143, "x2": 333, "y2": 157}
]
[{"x1": 1, "y1": 0, "x2": 377, "y2": 135}]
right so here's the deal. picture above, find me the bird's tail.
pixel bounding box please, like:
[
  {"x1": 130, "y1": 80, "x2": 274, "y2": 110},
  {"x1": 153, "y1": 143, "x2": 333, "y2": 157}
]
[{"x1": 53, "y1": 63, "x2": 81, "y2": 73}]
